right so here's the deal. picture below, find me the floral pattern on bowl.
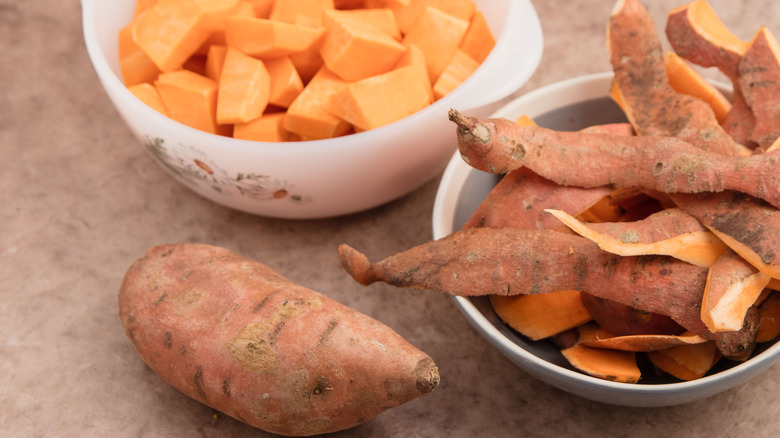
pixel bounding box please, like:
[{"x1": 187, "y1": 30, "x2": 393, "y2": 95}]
[{"x1": 144, "y1": 136, "x2": 312, "y2": 205}]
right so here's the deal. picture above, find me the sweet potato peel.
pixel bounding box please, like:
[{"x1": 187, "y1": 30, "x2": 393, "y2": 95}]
[
  {"x1": 338, "y1": 228, "x2": 758, "y2": 357},
  {"x1": 609, "y1": 0, "x2": 751, "y2": 157},
  {"x1": 738, "y1": 27, "x2": 780, "y2": 149},
  {"x1": 490, "y1": 292, "x2": 592, "y2": 341},
  {"x1": 449, "y1": 110, "x2": 780, "y2": 209},
  {"x1": 552, "y1": 322, "x2": 641, "y2": 383},
  {"x1": 702, "y1": 249, "x2": 771, "y2": 332},
  {"x1": 562, "y1": 345, "x2": 641, "y2": 384},
  {"x1": 463, "y1": 167, "x2": 615, "y2": 231},
  {"x1": 673, "y1": 192, "x2": 780, "y2": 280},
  {"x1": 545, "y1": 207, "x2": 727, "y2": 267},
  {"x1": 647, "y1": 339, "x2": 722, "y2": 381},
  {"x1": 662, "y1": 0, "x2": 756, "y2": 147},
  {"x1": 584, "y1": 332, "x2": 708, "y2": 352}
]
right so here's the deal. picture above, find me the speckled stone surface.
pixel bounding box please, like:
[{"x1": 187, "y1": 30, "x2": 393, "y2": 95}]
[{"x1": 2, "y1": 1, "x2": 779, "y2": 437}]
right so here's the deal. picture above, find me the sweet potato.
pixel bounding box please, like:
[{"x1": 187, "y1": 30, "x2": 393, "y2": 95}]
[
  {"x1": 552, "y1": 324, "x2": 641, "y2": 383},
  {"x1": 265, "y1": 56, "x2": 304, "y2": 108},
  {"x1": 490, "y1": 291, "x2": 592, "y2": 341},
  {"x1": 463, "y1": 167, "x2": 616, "y2": 231},
  {"x1": 391, "y1": 0, "x2": 475, "y2": 35},
  {"x1": 119, "y1": 20, "x2": 161, "y2": 86},
  {"x1": 665, "y1": 0, "x2": 755, "y2": 145},
  {"x1": 127, "y1": 82, "x2": 170, "y2": 117},
  {"x1": 673, "y1": 191, "x2": 780, "y2": 280},
  {"x1": 462, "y1": 117, "x2": 621, "y2": 231},
  {"x1": 449, "y1": 111, "x2": 780, "y2": 209},
  {"x1": 132, "y1": 0, "x2": 241, "y2": 72},
  {"x1": 663, "y1": 50, "x2": 731, "y2": 124},
  {"x1": 326, "y1": 63, "x2": 431, "y2": 131},
  {"x1": 269, "y1": 0, "x2": 334, "y2": 27},
  {"x1": 647, "y1": 338, "x2": 721, "y2": 381},
  {"x1": 702, "y1": 249, "x2": 771, "y2": 332},
  {"x1": 580, "y1": 293, "x2": 685, "y2": 337},
  {"x1": 118, "y1": 244, "x2": 439, "y2": 436},
  {"x1": 545, "y1": 207, "x2": 728, "y2": 268},
  {"x1": 155, "y1": 69, "x2": 227, "y2": 135},
  {"x1": 583, "y1": 332, "x2": 708, "y2": 352},
  {"x1": 319, "y1": 13, "x2": 406, "y2": 82},
  {"x1": 322, "y1": 8, "x2": 402, "y2": 40},
  {"x1": 603, "y1": 0, "x2": 780, "y2": 286},
  {"x1": 562, "y1": 344, "x2": 641, "y2": 384},
  {"x1": 216, "y1": 47, "x2": 271, "y2": 124},
  {"x1": 608, "y1": 0, "x2": 750, "y2": 157},
  {"x1": 756, "y1": 291, "x2": 780, "y2": 342},
  {"x1": 432, "y1": 49, "x2": 480, "y2": 100},
  {"x1": 338, "y1": 227, "x2": 759, "y2": 357},
  {"x1": 665, "y1": 0, "x2": 748, "y2": 78},
  {"x1": 737, "y1": 27, "x2": 780, "y2": 149},
  {"x1": 458, "y1": 10, "x2": 495, "y2": 63},
  {"x1": 283, "y1": 67, "x2": 352, "y2": 140},
  {"x1": 224, "y1": 16, "x2": 326, "y2": 58},
  {"x1": 401, "y1": 6, "x2": 470, "y2": 83},
  {"x1": 124, "y1": 0, "x2": 495, "y2": 141}
]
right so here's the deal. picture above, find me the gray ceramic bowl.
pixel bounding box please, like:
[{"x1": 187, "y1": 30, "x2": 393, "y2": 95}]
[{"x1": 431, "y1": 72, "x2": 780, "y2": 407}]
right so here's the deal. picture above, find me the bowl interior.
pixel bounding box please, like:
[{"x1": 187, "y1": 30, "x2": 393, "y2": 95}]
[{"x1": 433, "y1": 72, "x2": 780, "y2": 398}]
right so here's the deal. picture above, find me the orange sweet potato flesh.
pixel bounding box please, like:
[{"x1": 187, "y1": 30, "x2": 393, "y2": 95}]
[
  {"x1": 458, "y1": 10, "x2": 495, "y2": 63},
  {"x1": 583, "y1": 332, "x2": 708, "y2": 352},
  {"x1": 338, "y1": 227, "x2": 759, "y2": 357},
  {"x1": 216, "y1": 47, "x2": 271, "y2": 124},
  {"x1": 550, "y1": 323, "x2": 640, "y2": 377},
  {"x1": 561, "y1": 344, "x2": 642, "y2": 383},
  {"x1": 490, "y1": 291, "x2": 592, "y2": 341},
  {"x1": 449, "y1": 111, "x2": 780, "y2": 209},
  {"x1": 402, "y1": 6, "x2": 470, "y2": 83},
  {"x1": 665, "y1": 0, "x2": 755, "y2": 145},
  {"x1": 118, "y1": 243, "x2": 439, "y2": 436},
  {"x1": 702, "y1": 249, "x2": 771, "y2": 332},
  {"x1": 133, "y1": 0, "x2": 241, "y2": 72},
  {"x1": 561, "y1": 344, "x2": 641, "y2": 383},
  {"x1": 663, "y1": 50, "x2": 731, "y2": 125},
  {"x1": 546, "y1": 207, "x2": 727, "y2": 268},
  {"x1": 319, "y1": 15, "x2": 406, "y2": 82},
  {"x1": 647, "y1": 339, "x2": 721, "y2": 381}
]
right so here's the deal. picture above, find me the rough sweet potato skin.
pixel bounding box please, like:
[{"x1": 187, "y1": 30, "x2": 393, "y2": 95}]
[
  {"x1": 339, "y1": 228, "x2": 758, "y2": 357},
  {"x1": 609, "y1": 0, "x2": 750, "y2": 157},
  {"x1": 118, "y1": 244, "x2": 439, "y2": 437},
  {"x1": 450, "y1": 111, "x2": 780, "y2": 208}
]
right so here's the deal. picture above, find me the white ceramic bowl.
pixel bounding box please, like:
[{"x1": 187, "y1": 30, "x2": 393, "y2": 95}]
[
  {"x1": 432, "y1": 72, "x2": 780, "y2": 407},
  {"x1": 81, "y1": 0, "x2": 542, "y2": 219}
]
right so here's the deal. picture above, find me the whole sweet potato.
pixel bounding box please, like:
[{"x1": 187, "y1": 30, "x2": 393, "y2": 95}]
[{"x1": 118, "y1": 243, "x2": 439, "y2": 437}]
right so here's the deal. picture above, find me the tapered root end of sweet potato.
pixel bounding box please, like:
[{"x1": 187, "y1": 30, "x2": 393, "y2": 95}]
[
  {"x1": 338, "y1": 244, "x2": 377, "y2": 286},
  {"x1": 414, "y1": 358, "x2": 441, "y2": 394},
  {"x1": 448, "y1": 108, "x2": 471, "y2": 130}
]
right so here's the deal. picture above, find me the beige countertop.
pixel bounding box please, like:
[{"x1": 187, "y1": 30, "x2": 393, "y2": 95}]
[{"x1": 3, "y1": 0, "x2": 779, "y2": 436}]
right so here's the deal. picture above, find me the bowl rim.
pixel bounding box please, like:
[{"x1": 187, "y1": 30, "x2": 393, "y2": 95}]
[
  {"x1": 432, "y1": 71, "x2": 780, "y2": 395},
  {"x1": 80, "y1": 0, "x2": 543, "y2": 156}
]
